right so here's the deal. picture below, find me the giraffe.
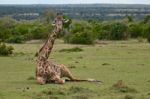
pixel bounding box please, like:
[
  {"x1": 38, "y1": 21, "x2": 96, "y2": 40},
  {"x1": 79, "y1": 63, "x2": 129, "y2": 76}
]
[{"x1": 36, "y1": 13, "x2": 103, "y2": 85}]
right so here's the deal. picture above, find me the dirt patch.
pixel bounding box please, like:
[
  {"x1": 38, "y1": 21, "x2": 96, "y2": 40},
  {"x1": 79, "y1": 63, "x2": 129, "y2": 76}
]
[{"x1": 112, "y1": 80, "x2": 137, "y2": 93}]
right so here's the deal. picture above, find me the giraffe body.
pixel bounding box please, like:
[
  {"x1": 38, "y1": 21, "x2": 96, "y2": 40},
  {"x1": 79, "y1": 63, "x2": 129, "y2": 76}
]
[
  {"x1": 36, "y1": 61, "x2": 75, "y2": 84},
  {"x1": 36, "y1": 14, "x2": 76, "y2": 84}
]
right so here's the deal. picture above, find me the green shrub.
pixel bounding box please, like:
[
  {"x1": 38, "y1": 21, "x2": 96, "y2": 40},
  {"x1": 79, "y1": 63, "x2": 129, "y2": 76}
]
[
  {"x1": 64, "y1": 20, "x2": 94, "y2": 44},
  {"x1": 0, "y1": 17, "x2": 16, "y2": 41},
  {"x1": 98, "y1": 22, "x2": 128, "y2": 40},
  {"x1": 65, "y1": 32, "x2": 93, "y2": 44},
  {"x1": 7, "y1": 36, "x2": 24, "y2": 43},
  {"x1": 98, "y1": 22, "x2": 111, "y2": 40},
  {"x1": 110, "y1": 22, "x2": 128, "y2": 40},
  {"x1": 128, "y1": 23, "x2": 142, "y2": 38},
  {"x1": 142, "y1": 23, "x2": 150, "y2": 38},
  {"x1": 89, "y1": 20, "x2": 102, "y2": 39},
  {"x1": 0, "y1": 43, "x2": 14, "y2": 56},
  {"x1": 143, "y1": 15, "x2": 150, "y2": 24},
  {"x1": 98, "y1": 30, "x2": 111, "y2": 40},
  {"x1": 30, "y1": 25, "x2": 49, "y2": 39}
]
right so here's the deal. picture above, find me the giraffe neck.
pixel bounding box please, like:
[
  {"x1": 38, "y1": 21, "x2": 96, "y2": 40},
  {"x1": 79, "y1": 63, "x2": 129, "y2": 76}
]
[
  {"x1": 36, "y1": 14, "x2": 63, "y2": 69},
  {"x1": 37, "y1": 27, "x2": 60, "y2": 62}
]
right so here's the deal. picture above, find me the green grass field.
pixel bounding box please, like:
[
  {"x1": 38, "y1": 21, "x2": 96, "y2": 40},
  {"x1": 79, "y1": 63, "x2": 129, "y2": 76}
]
[{"x1": 0, "y1": 39, "x2": 150, "y2": 99}]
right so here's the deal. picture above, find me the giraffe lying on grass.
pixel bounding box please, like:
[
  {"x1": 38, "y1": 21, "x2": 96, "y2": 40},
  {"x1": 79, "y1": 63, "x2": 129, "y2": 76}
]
[{"x1": 36, "y1": 13, "x2": 102, "y2": 84}]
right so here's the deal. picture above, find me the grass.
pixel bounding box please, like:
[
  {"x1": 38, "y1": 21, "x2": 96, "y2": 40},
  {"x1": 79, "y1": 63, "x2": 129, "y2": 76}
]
[{"x1": 0, "y1": 39, "x2": 150, "y2": 99}]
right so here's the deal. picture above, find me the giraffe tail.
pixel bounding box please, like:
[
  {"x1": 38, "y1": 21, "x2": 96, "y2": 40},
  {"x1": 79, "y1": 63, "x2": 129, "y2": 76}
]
[{"x1": 65, "y1": 78, "x2": 103, "y2": 84}]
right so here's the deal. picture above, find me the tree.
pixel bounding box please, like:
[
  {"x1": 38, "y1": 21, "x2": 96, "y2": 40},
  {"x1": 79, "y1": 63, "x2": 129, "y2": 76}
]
[
  {"x1": 0, "y1": 17, "x2": 16, "y2": 41},
  {"x1": 128, "y1": 23, "x2": 142, "y2": 38},
  {"x1": 110, "y1": 22, "x2": 128, "y2": 40},
  {"x1": 64, "y1": 20, "x2": 94, "y2": 44},
  {"x1": 126, "y1": 16, "x2": 134, "y2": 22},
  {"x1": 142, "y1": 23, "x2": 150, "y2": 38},
  {"x1": 89, "y1": 20, "x2": 102, "y2": 39},
  {"x1": 143, "y1": 15, "x2": 150, "y2": 24},
  {"x1": 0, "y1": 42, "x2": 14, "y2": 56}
]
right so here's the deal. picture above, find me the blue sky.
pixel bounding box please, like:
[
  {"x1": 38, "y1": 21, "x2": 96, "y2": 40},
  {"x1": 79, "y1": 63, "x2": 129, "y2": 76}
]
[{"x1": 0, "y1": 0, "x2": 150, "y2": 4}]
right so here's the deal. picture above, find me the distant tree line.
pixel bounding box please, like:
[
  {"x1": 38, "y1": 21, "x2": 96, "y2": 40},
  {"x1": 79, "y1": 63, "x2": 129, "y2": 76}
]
[{"x1": 0, "y1": 4, "x2": 150, "y2": 20}]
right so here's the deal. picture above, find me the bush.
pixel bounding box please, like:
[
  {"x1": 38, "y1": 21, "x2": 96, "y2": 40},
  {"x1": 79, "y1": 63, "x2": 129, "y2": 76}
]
[
  {"x1": 0, "y1": 43, "x2": 14, "y2": 56},
  {"x1": 128, "y1": 23, "x2": 142, "y2": 38},
  {"x1": 110, "y1": 22, "x2": 128, "y2": 40},
  {"x1": 89, "y1": 20, "x2": 102, "y2": 39},
  {"x1": 98, "y1": 23, "x2": 111, "y2": 40},
  {"x1": 142, "y1": 23, "x2": 150, "y2": 38},
  {"x1": 64, "y1": 20, "x2": 94, "y2": 44},
  {"x1": 30, "y1": 25, "x2": 49, "y2": 39},
  {"x1": 98, "y1": 22, "x2": 128, "y2": 40},
  {"x1": 65, "y1": 32, "x2": 93, "y2": 44},
  {"x1": 7, "y1": 36, "x2": 24, "y2": 43},
  {"x1": 0, "y1": 17, "x2": 16, "y2": 41}
]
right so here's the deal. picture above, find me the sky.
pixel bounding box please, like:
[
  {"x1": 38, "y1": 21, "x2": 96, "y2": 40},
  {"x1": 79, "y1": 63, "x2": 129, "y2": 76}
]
[{"x1": 0, "y1": 0, "x2": 150, "y2": 4}]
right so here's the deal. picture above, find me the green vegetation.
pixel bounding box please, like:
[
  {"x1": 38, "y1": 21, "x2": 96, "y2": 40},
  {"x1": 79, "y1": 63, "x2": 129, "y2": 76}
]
[
  {"x1": 0, "y1": 17, "x2": 52, "y2": 43},
  {"x1": 0, "y1": 42, "x2": 14, "y2": 56},
  {"x1": 0, "y1": 39, "x2": 150, "y2": 99},
  {"x1": 65, "y1": 32, "x2": 94, "y2": 44},
  {"x1": 98, "y1": 22, "x2": 128, "y2": 40},
  {"x1": 64, "y1": 21, "x2": 94, "y2": 44},
  {"x1": 1, "y1": 15, "x2": 150, "y2": 44}
]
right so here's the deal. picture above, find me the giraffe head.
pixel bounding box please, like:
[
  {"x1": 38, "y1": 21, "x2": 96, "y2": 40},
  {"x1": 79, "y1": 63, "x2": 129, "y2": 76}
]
[{"x1": 52, "y1": 13, "x2": 69, "y2": 32}]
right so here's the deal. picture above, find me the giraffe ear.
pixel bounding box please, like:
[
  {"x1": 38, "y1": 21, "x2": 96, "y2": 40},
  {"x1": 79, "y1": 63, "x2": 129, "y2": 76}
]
[{"x1": 51, "y1": 21, "x2": 56, "y2": 26}]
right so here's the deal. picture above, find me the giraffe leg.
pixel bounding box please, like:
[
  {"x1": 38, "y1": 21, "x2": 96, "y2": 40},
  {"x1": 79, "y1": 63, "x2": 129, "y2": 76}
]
[
  {"x1": 36, "y1": 76, "x2": 46, "y2": 85},
  {"x1": 52, "y1": 75, "x2": 65, "y2": 84},
  {"x1": 60, "y1": 64, "x2": 77, "y2": 80}
]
